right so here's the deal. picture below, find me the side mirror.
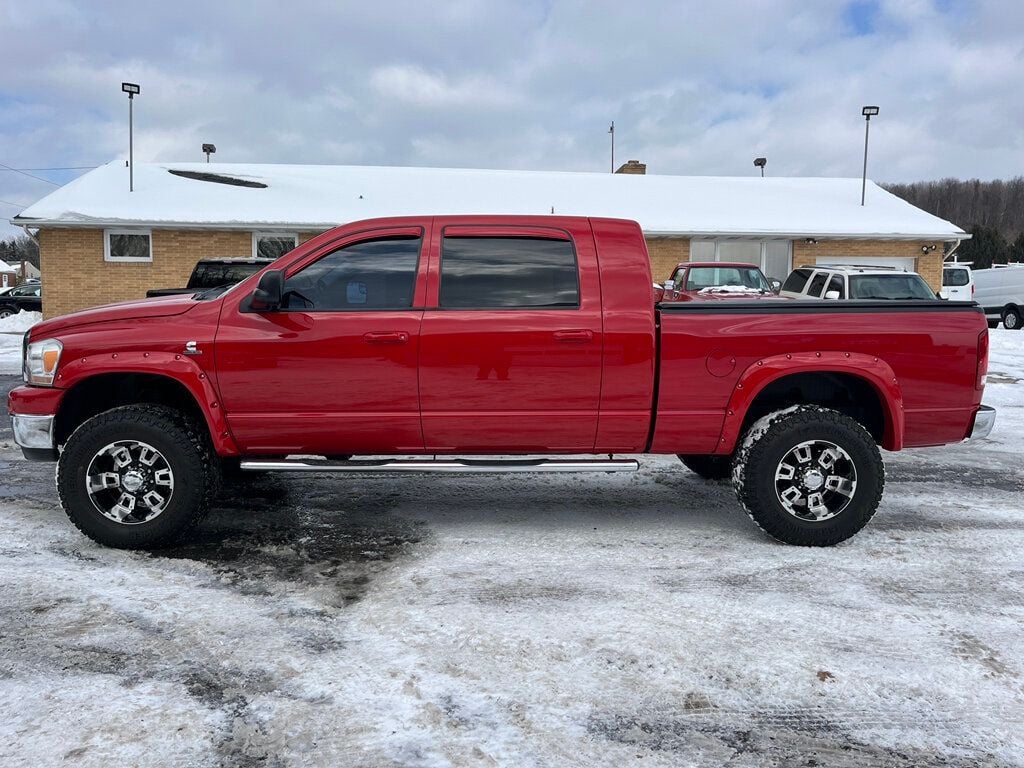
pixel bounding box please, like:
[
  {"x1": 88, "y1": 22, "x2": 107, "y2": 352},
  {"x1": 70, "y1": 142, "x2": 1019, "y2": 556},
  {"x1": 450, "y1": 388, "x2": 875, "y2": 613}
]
[
  {"x1": 663, "y1": 279, "x2": 676, "y2": 292},
  {"x1": 824, "y1": 290, "x2": 841, "y2": 300},
  {"x1": 770, "y1": 279, "x2": 782, "y2": 293},
  {"x1": 249, "y1": 269, "x2": 284, "y2": 311}
]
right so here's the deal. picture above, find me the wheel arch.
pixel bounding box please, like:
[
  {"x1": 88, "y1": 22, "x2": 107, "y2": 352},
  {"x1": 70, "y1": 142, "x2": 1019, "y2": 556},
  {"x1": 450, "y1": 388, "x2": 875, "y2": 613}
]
[
  {"x1": 718, "y1": 353, "x2": 904, "y2": 454},
  {"x1": 53, "y1": 365, "x2": 238, "y2": 456}
]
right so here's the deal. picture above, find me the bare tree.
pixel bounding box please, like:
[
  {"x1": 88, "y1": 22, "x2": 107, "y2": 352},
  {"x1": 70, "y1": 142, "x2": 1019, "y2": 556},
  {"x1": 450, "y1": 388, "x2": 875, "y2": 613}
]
[{"x1": 883, "y1": 177, "x2": 1024, "y2": 242}]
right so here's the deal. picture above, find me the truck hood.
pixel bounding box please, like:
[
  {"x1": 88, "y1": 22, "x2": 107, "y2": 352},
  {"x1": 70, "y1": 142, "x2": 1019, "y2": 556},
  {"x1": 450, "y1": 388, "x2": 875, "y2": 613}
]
[{"x1": 29, "y1": 294, "x2": 200, "y2": 338}]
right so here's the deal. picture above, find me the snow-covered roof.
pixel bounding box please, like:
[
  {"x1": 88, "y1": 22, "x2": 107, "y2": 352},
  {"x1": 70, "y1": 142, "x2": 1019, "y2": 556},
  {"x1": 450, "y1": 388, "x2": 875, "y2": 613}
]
[
  {"x1": 0, "y1": 259, "x2": 17, "y2": 273},
  {"x1": 11, "y1": 162, "x2": 967, "y2": 241}
]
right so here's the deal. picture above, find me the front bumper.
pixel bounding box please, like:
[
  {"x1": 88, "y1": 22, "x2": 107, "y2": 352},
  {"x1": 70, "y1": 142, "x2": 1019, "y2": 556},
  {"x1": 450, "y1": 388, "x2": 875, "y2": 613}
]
[
  {"x1": 967, "y1": 405, "x2": 996, "y2": 441},
  {"x1": 10, "y1": 414, "x2": 58, "y2": 460}
]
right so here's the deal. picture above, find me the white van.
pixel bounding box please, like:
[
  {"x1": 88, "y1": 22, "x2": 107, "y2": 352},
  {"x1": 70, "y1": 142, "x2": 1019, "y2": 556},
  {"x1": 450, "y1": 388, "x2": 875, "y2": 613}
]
[
  {"x1": 941, "y1": 264, "x2": 974, "y2": 302},
  {"x1": 973, "y1": 265, "x2": 1024, "y2": 329}
]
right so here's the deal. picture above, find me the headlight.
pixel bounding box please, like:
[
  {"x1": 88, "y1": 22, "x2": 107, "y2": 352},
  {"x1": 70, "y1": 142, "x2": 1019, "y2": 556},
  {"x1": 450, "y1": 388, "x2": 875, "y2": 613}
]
[{"x1": 24, "y1": 338, "x2": 63, "y2": 386}]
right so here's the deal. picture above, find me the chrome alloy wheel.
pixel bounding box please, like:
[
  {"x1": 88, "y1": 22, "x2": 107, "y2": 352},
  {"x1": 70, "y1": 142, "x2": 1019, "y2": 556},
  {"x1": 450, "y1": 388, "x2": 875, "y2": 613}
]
[
  {"x1": 85, "y1": 440, "x2": 174, "y2": 524},
  {"x1": 774, "y1": 439, "x2": 857, "y2": 522}
]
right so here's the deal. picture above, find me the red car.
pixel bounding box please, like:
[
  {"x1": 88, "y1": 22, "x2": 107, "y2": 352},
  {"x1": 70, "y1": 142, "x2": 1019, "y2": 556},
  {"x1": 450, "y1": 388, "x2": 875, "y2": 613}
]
[
  {"x1": 661, "y1": 261, "x2": 782, "y2": 302},
  {"x1": 9, "y1": 216, "x2": 994, "y2": 549}
]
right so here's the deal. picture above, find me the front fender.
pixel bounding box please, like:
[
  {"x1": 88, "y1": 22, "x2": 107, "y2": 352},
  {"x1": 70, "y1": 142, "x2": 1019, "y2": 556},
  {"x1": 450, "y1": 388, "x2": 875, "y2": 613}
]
[
  {"x1": 55, "y1": 352, "x2": 239, "y2": 456},
  {"x1": 717, "y1": 352, "x2": 904, "y2": 454}
]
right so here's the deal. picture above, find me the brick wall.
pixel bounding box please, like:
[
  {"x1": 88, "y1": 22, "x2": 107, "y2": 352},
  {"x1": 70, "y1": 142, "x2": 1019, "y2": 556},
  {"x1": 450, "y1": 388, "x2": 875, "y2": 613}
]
[
  {"x1": 793, "y1": 239, "x2": 945, "y2": 291},
  {"x1": 39, "y1": 228, "x2": 327, "y2": 318},
  {"x1": 645, "y1": 237, "x2": 690, "y2": 283}
]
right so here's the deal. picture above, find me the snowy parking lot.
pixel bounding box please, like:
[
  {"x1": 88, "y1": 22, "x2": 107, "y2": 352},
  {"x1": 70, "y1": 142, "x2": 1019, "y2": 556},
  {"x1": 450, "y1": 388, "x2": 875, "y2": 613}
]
[{"x1": 0, "y1": 331, "x2": 1021, "y2": 767}]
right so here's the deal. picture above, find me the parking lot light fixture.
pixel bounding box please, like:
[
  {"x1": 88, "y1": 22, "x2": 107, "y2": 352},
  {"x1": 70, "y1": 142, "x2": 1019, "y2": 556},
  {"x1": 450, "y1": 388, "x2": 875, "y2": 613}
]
[
  {"x1": 121, "y1": 82, "x2": 140, "y2": 191},
  {"x1": 203, "y1": 143, "x2": 216, "y2": 163},
  {"x1": 861, "y1": 106, "x2": 879, "y2": 206},
  {"x1": 754, "y1": 157, "x2": 767, "y2": 177}
]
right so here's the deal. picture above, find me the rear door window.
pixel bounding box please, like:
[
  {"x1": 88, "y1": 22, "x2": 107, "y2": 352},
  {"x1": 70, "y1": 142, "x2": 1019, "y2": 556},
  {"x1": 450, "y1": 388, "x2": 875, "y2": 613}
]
[
  {"x1": 781, "y1": 268, "x2": 811, "y2": 293},
  {"x1": 806, "y1": 272, "x2": 829, "y2": 297},
  {"x1": 440, "y1": 237, "x2": 579, "y2": 309}
]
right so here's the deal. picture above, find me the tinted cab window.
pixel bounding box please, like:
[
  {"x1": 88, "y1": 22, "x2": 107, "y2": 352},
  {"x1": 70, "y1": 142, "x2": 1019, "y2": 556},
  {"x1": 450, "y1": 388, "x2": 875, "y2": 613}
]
[
  {"x1": 282, "y1": 236, "x2": 421, "y2": 310},
  {"x1": 440, "y1": 237, "x2": 579, "y2": 308}
]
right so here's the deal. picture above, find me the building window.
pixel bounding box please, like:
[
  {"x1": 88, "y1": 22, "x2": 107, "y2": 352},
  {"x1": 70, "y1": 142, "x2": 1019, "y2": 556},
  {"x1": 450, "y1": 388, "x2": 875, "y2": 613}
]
[
  {"x1": 690, "y1": 238, "x2": 793, "y2": 281},
  {"x1": 104, "y1": 229, "x2": 152, "y2": 262},
  {"x1": 253, "y1": 232, "x2": 298, "y2": 260}
]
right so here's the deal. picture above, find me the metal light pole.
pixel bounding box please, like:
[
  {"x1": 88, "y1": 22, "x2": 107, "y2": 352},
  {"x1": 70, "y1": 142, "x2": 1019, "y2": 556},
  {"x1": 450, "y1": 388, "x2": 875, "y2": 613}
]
[
  {"x1": 861, "y1": 105, "x2": 879, "y2": 206},
  {"x1": 203, "y1": 143, "x2": 216, "y2": 163},
  {"x1": 754, "y1": 157, "x2": 766, "y2": 177},
  {"x1": 608, "y1": 121, "x2": 615, "y2": 173},
  {"x1": 121, "y1": 82, "x2": 140, "y2": 191}
]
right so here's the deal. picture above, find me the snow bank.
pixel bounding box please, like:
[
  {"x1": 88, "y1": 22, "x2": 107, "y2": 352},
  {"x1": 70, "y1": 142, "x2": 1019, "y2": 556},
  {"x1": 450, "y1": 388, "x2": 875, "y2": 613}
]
[
  {"x1": 0, "y1": 310, "x2": 42, "y2": 333},
  {"x1": 0, "y1": 311, "x2": 38, "y2": 375}
]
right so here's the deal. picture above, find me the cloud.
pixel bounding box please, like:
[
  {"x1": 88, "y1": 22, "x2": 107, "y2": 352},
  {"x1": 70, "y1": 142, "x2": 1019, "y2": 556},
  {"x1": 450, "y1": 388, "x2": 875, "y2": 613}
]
[{"x1": 2, "y1": 0, "x2": 1023, "y2": 237}]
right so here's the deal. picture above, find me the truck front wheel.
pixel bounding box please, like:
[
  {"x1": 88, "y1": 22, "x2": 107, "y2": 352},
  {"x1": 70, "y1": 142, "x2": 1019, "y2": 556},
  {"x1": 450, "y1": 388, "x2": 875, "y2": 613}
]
[
  {"x1": 731, "y1": 406, "x2": 884, "y2": 546},
  {"x1": 56, "y1": 405, "x2": 219, "y2": 549}
]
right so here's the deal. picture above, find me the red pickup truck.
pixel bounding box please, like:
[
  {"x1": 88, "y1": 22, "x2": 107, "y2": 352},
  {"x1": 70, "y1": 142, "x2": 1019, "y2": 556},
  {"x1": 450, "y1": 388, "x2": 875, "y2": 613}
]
[
  {"x1": 9, "y1": 216, "x2": 994, "y2": 549},
  {"x1": 660, "y1": 261, "x2": 782, "y2": 302}
]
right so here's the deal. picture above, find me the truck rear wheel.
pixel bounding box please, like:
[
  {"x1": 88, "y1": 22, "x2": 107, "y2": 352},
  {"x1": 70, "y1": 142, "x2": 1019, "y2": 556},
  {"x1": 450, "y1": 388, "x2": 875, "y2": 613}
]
[
  {"x1": 678, "y1": 454, "x2": 732, "y2": 480},
  {"x1": 56, "y1": 405, "x2": 219, "y2": 549},
  {"x1": 731, "y1": 406, "x2": 884, "y2": 546}
]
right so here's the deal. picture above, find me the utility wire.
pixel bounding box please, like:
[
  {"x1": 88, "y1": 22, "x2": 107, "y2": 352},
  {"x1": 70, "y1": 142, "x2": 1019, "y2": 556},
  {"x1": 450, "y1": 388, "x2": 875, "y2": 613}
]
[
  {"x1": 0, "y1": 165, "x2": 97, "y2": 171},
  {"x1": 0, "y1": 162, "x2": 60, "y2": 186},
  {"x1": 0, "y1": 199, "x2": 28, "y2": 208}
]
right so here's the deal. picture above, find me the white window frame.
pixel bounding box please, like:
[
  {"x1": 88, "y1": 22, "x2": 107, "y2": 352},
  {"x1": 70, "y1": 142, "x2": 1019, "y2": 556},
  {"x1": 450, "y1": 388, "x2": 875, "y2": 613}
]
[
  {"x1": 104, "y1": 228, "x2": 153, "y2": 263},
  {"x1": 252, "y1": 231, "x2": 299, "y2": 259},
  {"x1": 691, "y1": 238, "x2": 792, "y2": 280}
]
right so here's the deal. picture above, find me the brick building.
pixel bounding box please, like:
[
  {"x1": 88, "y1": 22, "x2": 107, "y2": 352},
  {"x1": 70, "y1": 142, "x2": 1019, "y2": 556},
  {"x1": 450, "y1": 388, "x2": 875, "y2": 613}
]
[{"x1": 12, "y1": 161, "x2": 966, "y2": 318}]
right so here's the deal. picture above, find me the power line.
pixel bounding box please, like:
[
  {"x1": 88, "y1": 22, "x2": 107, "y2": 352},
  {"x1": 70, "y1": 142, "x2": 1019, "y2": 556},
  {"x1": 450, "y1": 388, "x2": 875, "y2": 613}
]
[
  {"x1": 0, "y1": 165, "x2": 97, "y2": 171},
  {"x1": 0, "y1": 199, "x2": 28, "y2": 208},
  {"x1": 0, "y1": 161, "x2": 60, "y2": 186}
]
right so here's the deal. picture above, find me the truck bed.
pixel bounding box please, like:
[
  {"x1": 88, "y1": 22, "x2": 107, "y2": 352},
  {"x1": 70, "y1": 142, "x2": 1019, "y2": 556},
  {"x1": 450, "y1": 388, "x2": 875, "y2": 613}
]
[{"x1": 652, "y1": 299, "x2": 987, "y2": 454}]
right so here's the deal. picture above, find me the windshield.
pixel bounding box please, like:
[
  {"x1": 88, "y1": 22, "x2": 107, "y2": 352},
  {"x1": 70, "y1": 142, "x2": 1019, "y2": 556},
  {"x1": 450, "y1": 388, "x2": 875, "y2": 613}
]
[
  {"x1": 849, "y1": 274, "x2": 936, "y2": 300},
  {"x1": 684, "y1": 266, "x2": 770, "y2": 292}
]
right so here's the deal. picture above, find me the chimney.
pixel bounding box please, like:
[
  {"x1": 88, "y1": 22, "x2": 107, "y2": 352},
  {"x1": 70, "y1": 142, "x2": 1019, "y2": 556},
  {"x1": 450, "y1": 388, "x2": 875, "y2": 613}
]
[{"x1": 615, "y1": 160, "x2": 646, "y2": 175}]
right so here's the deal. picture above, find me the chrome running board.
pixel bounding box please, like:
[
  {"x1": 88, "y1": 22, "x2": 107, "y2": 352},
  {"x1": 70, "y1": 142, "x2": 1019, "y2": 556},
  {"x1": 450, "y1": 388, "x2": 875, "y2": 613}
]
[{"x1": 240, "y1": 457, "x2": 639, "y2": 474}]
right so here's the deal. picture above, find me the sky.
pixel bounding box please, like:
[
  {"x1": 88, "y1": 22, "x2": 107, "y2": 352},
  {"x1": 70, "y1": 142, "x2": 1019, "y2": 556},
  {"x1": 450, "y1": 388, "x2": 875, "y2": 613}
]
[{"x1": 2, "y1": 0, "x2": 1023, "y2": 238}]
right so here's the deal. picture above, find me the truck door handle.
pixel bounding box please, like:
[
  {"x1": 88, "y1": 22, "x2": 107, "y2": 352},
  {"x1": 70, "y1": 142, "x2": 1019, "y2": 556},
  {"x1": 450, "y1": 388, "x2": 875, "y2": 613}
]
[
  {"x1": 553, "y1": 329, "x2": 594, "y2": 343},
  {"x1": 363, "y1": 331, "x2": 409, "y2": 344}
]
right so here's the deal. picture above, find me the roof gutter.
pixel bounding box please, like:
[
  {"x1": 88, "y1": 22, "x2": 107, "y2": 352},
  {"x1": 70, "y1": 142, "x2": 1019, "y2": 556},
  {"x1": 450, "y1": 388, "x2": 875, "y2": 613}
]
[{"x1": 13, "y1": 217, "x2": 971, "y2": 242}]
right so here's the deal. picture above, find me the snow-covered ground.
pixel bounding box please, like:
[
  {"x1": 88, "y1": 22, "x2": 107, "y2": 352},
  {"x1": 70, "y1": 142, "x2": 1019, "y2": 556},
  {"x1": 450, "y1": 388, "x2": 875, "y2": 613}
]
[{"x1": 0, "y1": 332, "x2": 1021, "y2": 767}]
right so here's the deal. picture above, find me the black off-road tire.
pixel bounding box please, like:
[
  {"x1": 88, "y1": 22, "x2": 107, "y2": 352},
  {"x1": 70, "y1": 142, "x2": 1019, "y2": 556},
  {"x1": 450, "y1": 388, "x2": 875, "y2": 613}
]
[
  {"x1": 731, "y1": 406, "x2": 884, "y2": 546},
  {"x1": 56, "y1": 405, "x2": 220, "y2": 549},
  {"x1": 678, "y1": 454, "x2": 733, "y2": 480}
]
